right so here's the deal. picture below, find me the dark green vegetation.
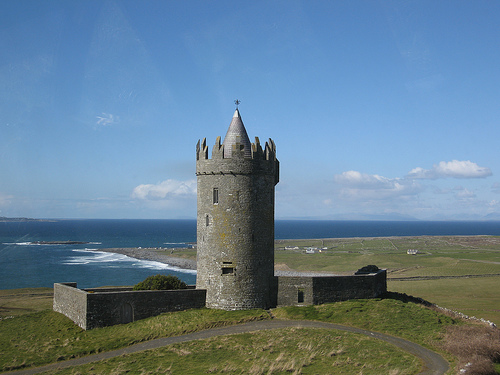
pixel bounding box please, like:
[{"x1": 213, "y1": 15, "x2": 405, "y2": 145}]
[
  {"x1": 133, "y1": 274, "x2": 188, "y2": 291},
  {"x1": 273, "y1": 295, "x2": 456, "y2": 348},
  {"x1": 275, "y1": 235, "x2": 500, "y2": 325}
]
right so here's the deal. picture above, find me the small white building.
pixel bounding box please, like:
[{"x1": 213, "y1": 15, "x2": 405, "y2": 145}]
[{"x1": 305, "y1": 247, "x2": 319, "y2": 254}]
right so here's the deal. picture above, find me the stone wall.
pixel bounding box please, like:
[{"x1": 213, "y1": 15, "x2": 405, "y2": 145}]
[
  {"x1": 53, "y1": 283, "x2": 206, "y2": 330},
  {"x1": 54, "y1": 270, "x2": 387, "y2": 329},
  {"x1": 276, "y1": 270, "x2": 387, "y2": 307},
  {"x1": 53, "y1": 282, "x2": 88, "y2": 329},
  {"x1": 277, "y1": 277, "x2": 313, "y2": 306}
]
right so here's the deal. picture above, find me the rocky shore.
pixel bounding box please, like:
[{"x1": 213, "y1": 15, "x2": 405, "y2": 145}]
[{"x1": 98, "y1": 248, "x2": 197, "y2": 270}]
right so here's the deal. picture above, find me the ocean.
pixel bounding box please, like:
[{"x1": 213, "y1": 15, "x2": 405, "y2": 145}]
[{"x1": 1, "y1": 219, "x2": 499, "y2": 290}]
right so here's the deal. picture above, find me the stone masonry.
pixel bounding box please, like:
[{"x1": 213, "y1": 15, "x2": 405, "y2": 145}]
[
  {"x1": 195, "y1": 109, "x2": 279, "y2": 310},
  {"x1": 53, "y1": 282, "x2": 206, "y2": 330}
]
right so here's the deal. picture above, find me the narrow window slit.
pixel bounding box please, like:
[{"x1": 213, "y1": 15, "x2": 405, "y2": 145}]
[{"x1": 213, "y1": 188, "x2": 219, "y2": 204}]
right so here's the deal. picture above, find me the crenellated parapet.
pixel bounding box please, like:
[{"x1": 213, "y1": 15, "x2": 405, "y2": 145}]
[
  {"x1": 196, "y1": 136, "x2": 276, "y2": 161},
  {"x1": 196, "y1": 136, "x2": 279, "y2": 185}
]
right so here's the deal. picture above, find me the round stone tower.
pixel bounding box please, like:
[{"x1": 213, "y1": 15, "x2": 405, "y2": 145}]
[{"x1": 196, "y1": 108, "x2": 279, "y2": 310}]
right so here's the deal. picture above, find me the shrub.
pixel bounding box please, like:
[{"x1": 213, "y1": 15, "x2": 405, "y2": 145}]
[
  {"x1": 355, "y1": 265, "x2": 380, "y2": 274},
  {"x1": 133, "y1": 274, "x2": 188, "y2": 291},
  {"x1": 443, "y1": 325, "x2": 500, "y2": 375}
]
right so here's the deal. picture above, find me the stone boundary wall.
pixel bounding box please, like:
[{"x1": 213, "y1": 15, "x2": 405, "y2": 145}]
[
  {"x1": 53, "y1": 282, "x2": 88, "y2": 329},
  {"x1": 54, "y1": 271, "x2": 386, "y2": 329},
  {"x1": 277, "y1": 270, "x2": 387, "y2": 307},
  {"x1": 276, "y1": 277, "x2": 313, "y2": 306},
  {"x1": 53, "y1": 283, "x2": 206, "y2": 330}
]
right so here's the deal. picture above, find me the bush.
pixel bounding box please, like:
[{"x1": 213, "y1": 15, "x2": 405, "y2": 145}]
[
  {"x1": 133, "y1": 274, "x2": 188, "y2": 291},
  {"x1": 443, "y1": 325, "x2": 500, "y2": 375},
  {"x1": 355, "y1": 265, "x2": 380, "y2": 274}
]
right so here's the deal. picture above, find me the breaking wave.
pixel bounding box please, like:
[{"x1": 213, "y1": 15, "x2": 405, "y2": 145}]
[{"x1": 66, "y1": 249, "x2": 196, "y2": 274}]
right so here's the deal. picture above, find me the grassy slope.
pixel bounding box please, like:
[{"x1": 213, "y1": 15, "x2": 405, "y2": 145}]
[
  {"x1": 0, "y1": 308, "x2": 269, "y2": 372},
  {"x1": 50, "y1": 327, "x2": 421, "y2": 375},
  {"x1": 389, "y1": 276, "x2": 500, "y2": 325},
  {"x1": 1, "y1": 297, "x2": 452, "y2": 374}
]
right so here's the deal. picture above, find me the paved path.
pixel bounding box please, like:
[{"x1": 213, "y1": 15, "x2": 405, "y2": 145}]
[{"x1": 4, "y1": 320, "x2": 449, "y2": 375}]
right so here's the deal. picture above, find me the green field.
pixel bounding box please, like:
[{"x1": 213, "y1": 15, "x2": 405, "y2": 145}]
[
  {"x1": 275, "y1": 235, "x2": 500, "y2": 325},
  {"x1": 0, "y1": 297, "x2": 454, "y2": 374}
]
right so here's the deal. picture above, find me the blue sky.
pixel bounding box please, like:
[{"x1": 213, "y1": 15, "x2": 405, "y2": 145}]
[{"x1": 1, "y1": 0, "x2": 499, "y2": 220}]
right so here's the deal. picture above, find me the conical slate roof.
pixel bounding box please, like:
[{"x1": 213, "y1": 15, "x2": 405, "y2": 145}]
[{"x1": 222, "y1": 109, "x2": 252, "y2": 158}]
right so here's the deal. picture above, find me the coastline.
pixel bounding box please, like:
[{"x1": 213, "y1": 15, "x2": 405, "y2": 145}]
[
  {"x1": 98, "y1": 248, "x2": 197, "y2": 270},
  {"x1": 98, "y1": 247, "x2": 338, "y2": 277}
]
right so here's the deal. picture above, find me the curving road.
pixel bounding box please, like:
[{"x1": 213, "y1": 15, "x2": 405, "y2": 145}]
[{"x1": 4, "y1": 320, "x2": 449, "y2": 375}]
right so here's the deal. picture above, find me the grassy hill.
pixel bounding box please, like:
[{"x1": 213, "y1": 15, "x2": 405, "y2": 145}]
[{"x1": 1, "y1": 292, "x2": 499, "y2": 374}]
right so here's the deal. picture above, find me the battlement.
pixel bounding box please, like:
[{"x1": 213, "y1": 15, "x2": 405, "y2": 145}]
[
  {"x1": 196, "y1": 136, "x2": 279, "y2": 184},
  {"x1": 196, "y1": 136, "x2": 277, "y2": 161}
]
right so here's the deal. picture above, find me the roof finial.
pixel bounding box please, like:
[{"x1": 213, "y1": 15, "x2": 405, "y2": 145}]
[{"x1": 234, "y1": 99, "x2": 241, "y2": 108}]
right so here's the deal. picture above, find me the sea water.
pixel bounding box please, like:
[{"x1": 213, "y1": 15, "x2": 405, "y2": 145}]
[
  {"x1": 0, "y1": 219, "x2": 197, "y2": 289},
  {"x1": 1, "y1": 219, "x2": 499, "y2": 289}
]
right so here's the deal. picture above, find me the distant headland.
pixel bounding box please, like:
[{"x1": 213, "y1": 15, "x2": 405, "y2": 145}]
[
  {"x1": 31, "y1": 240, "x2": 90, "y2": 245},
  {"x1": 0, "y1": 217, "x2": 57, "y2": 222}
]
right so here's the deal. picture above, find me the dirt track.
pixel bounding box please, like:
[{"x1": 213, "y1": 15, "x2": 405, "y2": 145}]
[{"x1": 4, "y1": 320, "x2": 449, "y2": 375}]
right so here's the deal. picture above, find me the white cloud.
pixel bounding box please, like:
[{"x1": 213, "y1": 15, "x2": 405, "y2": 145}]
[
  {"x1": 333, "y1": 171, "x2": 422, "y2": 200},
  {"x1": 131, "y1": 179, "x2": 196, "y2": 200},
  {"x1": 454, "y1": 187, "x2": 476, "y2": 199},
  {"x1": 335, "y1": 171, "x2": 402, "y2": 189},
  {"x1": 96, "y1": 112, "x2": 119, "y2": 127},
  {"x1": 408, "y1": 160, "x2": 492, "y2": 179}
]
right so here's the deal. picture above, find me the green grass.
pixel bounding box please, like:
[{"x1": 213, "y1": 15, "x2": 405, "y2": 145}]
[
  {"x1": 1, "y1": 296, "x2": 451, "y2": 374},
  {"x1": 389, "y1": 276, "x2": 500, "y2": 325},
  {"x1": 275, "y1": 236, "x2": 500, "y2": 275},
  {"x1": 0, "y1": 308, "x2": 269, "y2": 372},
  {"x1": 50, "y1": 327, "x2": 420, "y2": 375},
  {"x1": 0, "y1": 287, "x2": 53, "y2": 318},
  {"x1": 156, "y1": 247, "x2": 197, "y2": 260},
  {"x1": 272, "y1": 296, "x2": 457, "y2": 350},
  {"x1": 276, "y1": 235, "x2": 500, "y2": 325}
]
